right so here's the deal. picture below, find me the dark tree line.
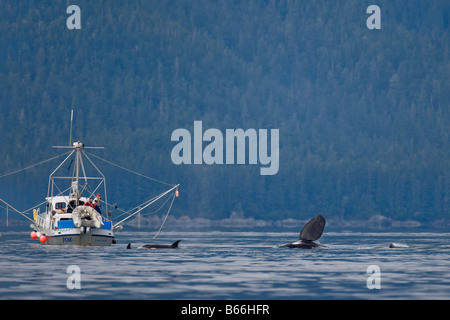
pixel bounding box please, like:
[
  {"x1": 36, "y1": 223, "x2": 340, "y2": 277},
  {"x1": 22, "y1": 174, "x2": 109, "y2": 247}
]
[{"x1": 0, "y1": 0, "x2": 449, "y2": 223}]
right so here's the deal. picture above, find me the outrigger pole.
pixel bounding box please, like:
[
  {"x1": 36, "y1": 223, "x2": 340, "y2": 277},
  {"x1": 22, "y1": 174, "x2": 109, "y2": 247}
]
[
  {"x1": 0, "y1": 198, "x2": 35, "y2": 224},
  {"x1": 112, "y1": 184, "x2": 180, "y2": 230}
]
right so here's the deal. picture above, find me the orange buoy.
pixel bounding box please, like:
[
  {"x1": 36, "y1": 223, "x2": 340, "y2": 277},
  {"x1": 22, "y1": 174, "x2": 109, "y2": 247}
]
[
  {"x1": 30, "y1": 231, "x2": 38, "y2": 239},
  {"x1": 175, "y1": 190, "x2": 179, "y2": 197},
  {"x1": 39, "y1": 235, "x2": 47, "y2": 243}
]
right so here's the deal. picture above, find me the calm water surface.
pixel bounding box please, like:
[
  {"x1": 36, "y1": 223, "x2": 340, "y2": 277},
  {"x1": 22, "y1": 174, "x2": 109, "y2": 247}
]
[{"x1": 0, "y1": 227, "x2": 449, "y2": 299}]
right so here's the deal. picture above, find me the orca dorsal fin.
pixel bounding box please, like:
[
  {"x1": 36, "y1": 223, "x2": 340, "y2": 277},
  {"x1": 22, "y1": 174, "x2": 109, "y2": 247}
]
[
  {"x1": 171, "y1": 240, "x2": 181, "y2": 248},
  {"x1": 299, "y1": 215, "x2": 326, "y2": 241}
]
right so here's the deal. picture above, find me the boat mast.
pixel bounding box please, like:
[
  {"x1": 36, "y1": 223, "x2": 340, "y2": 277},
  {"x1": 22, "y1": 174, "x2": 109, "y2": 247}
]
[
  {"x1": 71, "y1": 141, "x2": 84, "y2": 204},
  {"x1": 51, "y1": 142, "x2": 106, "y2": 209},
  {"x1": 69, "y1": 109, "x2": 74, "y2": 146}
]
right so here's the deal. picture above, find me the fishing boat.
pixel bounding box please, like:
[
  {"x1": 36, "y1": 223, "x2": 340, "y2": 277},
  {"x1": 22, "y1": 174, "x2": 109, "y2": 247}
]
[{"x1": 1, "y1": 117, "x2": 179, "y2": 246}]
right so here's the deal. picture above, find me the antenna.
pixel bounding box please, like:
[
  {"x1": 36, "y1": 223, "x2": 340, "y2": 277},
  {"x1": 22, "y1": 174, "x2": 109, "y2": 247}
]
[{"x1": 69, "y1": 109, "x2": 74, "y2": 146}]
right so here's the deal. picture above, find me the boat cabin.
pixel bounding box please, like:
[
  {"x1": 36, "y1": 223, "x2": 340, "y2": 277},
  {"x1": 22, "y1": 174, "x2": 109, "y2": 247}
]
[{"x1": 46, "y1": 196, "x2": 89, "y2": 214}]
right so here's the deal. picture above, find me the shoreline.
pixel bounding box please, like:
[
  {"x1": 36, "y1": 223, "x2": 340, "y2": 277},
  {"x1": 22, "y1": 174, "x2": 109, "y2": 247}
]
[
  {"x1": 127, "y1": 212, "x2": 450, "y2": 231},
  {"x1": 2, "y1": 213, "x2": 449, "y2": 231}
]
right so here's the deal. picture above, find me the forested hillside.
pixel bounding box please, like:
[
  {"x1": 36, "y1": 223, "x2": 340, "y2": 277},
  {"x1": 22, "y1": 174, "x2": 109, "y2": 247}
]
[{"x1": 0, "y1": 0, "x2": 449, "y2": 224}]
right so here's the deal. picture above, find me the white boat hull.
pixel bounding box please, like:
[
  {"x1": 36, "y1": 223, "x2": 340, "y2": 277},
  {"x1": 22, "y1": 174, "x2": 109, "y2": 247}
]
[
  {"x1": 44, "y1": 229, "x2": 114, "y2": 246},
  {"x1": 36, "y1": 220, "x2": 115, "y2": 246}
]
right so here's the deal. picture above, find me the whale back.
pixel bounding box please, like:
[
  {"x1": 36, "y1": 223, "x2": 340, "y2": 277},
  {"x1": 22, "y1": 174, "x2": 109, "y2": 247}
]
[{"x1": 299, "y1": 215, "x2": 326, "y2": 241}]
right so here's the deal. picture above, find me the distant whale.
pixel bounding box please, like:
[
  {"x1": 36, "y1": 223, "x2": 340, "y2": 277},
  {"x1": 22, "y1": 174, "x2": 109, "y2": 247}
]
[
  {"x1": 278, "y1": 215, "x2": 326, "y2": 249},
  {"x1": 126, "y1": 240, "x2": 181, "y2": 249},
  {"x1": 389, "y1": 242, "x2": 409, "y2": 248}
]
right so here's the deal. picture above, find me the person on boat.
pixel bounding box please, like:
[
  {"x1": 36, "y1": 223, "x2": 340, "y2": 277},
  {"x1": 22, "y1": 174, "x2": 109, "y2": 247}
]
[
  {"x1": 85, "y1": 198, "x2": 94, "y2": 208},
  {"x1": 93, "y1": 193, "x2": 102, "y2": 215}
]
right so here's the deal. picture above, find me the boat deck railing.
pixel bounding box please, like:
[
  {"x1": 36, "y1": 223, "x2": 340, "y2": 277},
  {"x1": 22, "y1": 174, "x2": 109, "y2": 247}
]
[{"x1": 35, "y1": 214, "x2": 47, "y2": 228}]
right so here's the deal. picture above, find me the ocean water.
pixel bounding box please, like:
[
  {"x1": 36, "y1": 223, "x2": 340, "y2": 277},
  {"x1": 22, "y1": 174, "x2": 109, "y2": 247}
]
[{"x1": 0, "y1": 227, "x2": 449, "y2": 300}]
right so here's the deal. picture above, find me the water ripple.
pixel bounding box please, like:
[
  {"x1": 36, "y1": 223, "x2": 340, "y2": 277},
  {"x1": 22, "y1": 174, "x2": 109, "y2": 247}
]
[{"x1": 0, "y1": 229, "x2": 449, "y2": 299}]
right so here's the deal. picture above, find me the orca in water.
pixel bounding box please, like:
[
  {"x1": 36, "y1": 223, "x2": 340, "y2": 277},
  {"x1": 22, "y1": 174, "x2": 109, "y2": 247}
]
[
  {"x1": 126, "y1": 240, "x2": 181, "y2": 249},
  {"x1": 278, "y1": 215, "x2": 326, "y2": 249}
]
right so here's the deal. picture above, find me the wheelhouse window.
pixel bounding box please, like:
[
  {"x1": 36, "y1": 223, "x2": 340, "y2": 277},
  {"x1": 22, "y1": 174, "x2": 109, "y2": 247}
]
[{"x1": 55, "y1": 202, "x2": 66, "y2": 210}]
